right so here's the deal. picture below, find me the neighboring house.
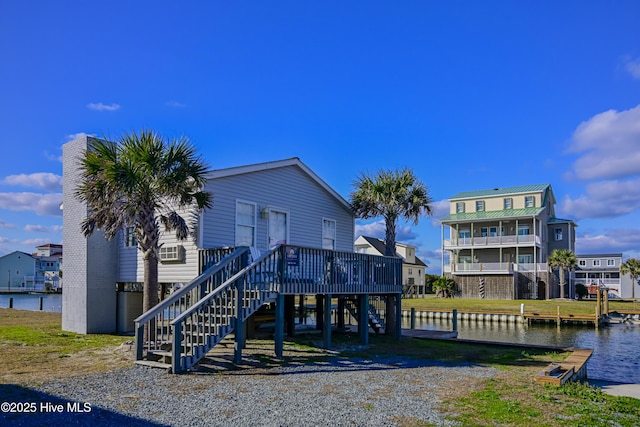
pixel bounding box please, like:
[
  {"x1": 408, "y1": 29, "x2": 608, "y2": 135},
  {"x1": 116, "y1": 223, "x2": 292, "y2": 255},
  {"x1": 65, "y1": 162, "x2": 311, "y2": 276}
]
[
  {"x1": 34, "y1": 243, "x2": 63, "y2": 290},
  {"x1": 354, "y1": 236, "x2": 427, "y2": 296},
  {"x1": 0, "y1": 251, "x2": 37, "y2": 290},
  {"x1": 62, "y1": 135, "x2": 369, "y2": 334},
  {"x1": 440, "y1": 184, "x2": 576, "y2": 300},
  {"x1": 572, "y1": 254, "x2": 633, "y2": 299}
]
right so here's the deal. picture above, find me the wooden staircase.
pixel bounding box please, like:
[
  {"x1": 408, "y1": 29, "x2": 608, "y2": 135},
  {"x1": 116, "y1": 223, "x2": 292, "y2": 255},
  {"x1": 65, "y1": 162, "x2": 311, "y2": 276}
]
[
  {"x1": 342, "y1": 296, "x2": 385, "y2": 334},
  {"x1": 134, "y1": 246, "x2": 281, "y2": 373}
]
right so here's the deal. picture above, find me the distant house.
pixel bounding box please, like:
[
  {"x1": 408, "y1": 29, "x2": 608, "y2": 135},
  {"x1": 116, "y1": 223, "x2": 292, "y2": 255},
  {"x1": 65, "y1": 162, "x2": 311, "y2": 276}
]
[
  {"x1": 354, "y1": 236, "x2": 427, "y2": 297},
  {"x1": 572, "y1": 254, "x2": 633, "y2": 299},
  {"x1": 440, "y1": 184, "x2": 577, "y2": 299},
  {"x1": 0, "y1": 244, "x2": 62, "y2": 291}
]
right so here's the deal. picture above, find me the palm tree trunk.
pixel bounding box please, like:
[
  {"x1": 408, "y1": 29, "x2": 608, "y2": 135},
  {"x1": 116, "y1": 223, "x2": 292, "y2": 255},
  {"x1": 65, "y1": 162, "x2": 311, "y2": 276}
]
[
  {"x1": 559, "y1": 268, "x2": 565, "y2": 299},
  {"x1": 384, "y1": 217, "x2": 396, "y2": 257}
]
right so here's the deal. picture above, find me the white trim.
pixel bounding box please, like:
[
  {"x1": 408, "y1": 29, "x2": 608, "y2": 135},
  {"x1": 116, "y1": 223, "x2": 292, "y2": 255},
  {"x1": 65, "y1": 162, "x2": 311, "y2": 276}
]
[
  {"x1": 235, "y1": 199, "x2": 257, "y2": 247},
  {"x1": 267, "y1": 206, "x2": 290, "y2": 249},
  {"x1": 322, "y1": 217, "x2": 337, "y2": 250}
]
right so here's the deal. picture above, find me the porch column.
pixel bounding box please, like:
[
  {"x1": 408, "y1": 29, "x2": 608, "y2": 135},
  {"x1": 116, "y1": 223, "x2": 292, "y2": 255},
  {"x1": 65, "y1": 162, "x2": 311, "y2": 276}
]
[
  {"x1": 358, "y1": 294, "x2": 369, "y2": 345},
  {"x1": 315, "y1": 294, "x2": 324, "y2": 331},
  {"x1": 274, "y1": 293, "x2": 284, "y2": 358},
  {"x1": 323, "y1": 293, "x2": 332, "y2": 349}
]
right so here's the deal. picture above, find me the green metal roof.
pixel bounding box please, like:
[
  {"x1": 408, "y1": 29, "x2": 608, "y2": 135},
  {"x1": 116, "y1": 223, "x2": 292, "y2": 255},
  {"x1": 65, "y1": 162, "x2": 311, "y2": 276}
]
[
  {"x1": 449, "y1": 184, "x2": 550, "y2": 200},
  {"x1": 548, "y1": 217, "x2": 577, "y2": 225},
  {"x1": 440, "y1": 207, "x2": 544, "y2": 223}
]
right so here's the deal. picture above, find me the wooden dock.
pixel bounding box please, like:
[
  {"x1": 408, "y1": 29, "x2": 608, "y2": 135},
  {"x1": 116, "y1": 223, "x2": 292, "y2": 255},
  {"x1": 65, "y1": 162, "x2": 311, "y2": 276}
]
[
  {"x1": 402, "y1": 328, "x2": 458, "y2": 339},
  {"x1": 534, "y1": 348, "x2": 593, "y2": 386}
]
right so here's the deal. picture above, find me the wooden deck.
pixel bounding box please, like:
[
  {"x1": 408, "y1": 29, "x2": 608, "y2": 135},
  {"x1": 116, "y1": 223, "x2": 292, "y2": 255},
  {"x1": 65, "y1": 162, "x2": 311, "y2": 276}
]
[{"x1": 402, "y1": 328, "x2": 458, "y2": 339}]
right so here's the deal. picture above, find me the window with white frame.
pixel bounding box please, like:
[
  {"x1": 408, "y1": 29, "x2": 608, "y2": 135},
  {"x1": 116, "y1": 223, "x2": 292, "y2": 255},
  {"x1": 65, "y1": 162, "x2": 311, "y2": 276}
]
[
  {"x1": 481, "y1": 227, "x2": 488, "y2": 237},
  {"x1": 579, "y1": 260, "x2": 586, "y2": 266},
  {"x1": 489, "y1": 226, "x2": 502, "y2": 237},
  {"x1": 236, "y1": 201, "x2": 256, "y2": 246},
  {"x1": 525, "y1": 196, "x2": 535, "y2": 208},
  {"x1": 607, "y1": 259, "x2": 615, "y2": 266},
  {"x1": 459, "y1": 228, "x2": 471, "y2": 238},
  {"x1": 456, "y1": 202, "x2": 465, "y2": 213},
  {"x1": 476, "y1": 200, "x2": 485, "y2": 211},
  {"x1": 504, "y1": 198, "x2": 513, "y2": 209},
  {"x1": 125, "y1": 226, "x2": 137, "y2": 247},
  {"x1": 554, "y1": 228, "x2": 563, "y2": 241},
  {"x1": 322, "y1": 219, "x2": 336, "y2": 250},
  {"x1": 408, "y1": 268, "x2": 413, "y2": 274},
  {"x1": 593, "y1": 259, "x2": 601, "y2": 267},
  {"x1": 517, "y1": 224, "x2": 530, "y2": 235}
]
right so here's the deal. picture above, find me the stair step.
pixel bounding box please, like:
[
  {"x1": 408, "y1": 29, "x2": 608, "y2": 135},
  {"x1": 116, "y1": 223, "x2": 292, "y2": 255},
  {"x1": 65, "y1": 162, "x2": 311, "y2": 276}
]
[{"x1": 135, "y1": 360, "x2": 171, "y2": 370}]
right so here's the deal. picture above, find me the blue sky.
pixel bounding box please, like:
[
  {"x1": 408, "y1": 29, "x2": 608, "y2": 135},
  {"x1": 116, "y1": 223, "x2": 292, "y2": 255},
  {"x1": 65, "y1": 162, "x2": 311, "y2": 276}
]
[{"x1": 1, "y1": 1, "x2": 640, "y2": 273}]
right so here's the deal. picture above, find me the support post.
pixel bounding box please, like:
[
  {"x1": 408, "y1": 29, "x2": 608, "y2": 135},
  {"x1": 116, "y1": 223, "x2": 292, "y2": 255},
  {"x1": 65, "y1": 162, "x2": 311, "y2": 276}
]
[
  {"x1": 275, "y1": 293, "x2": 284, "y2": 358},
  {"x1": 410, "y1": 307, "x2": 416, "y2": 330},
  {"x1": 395, "y1": 294, "x2": 402, "y2": 339},
  {"x1": 452, "y1": 308, "x2": 458, "y2": 332},
  {"x1": 234, "y1": 279, "x2": 245, "y2": 364},
  {"x1": 39, "y1": 297, "x2": 43, "y2": 311},
  {"x1": 556, "y1": 305, "x2": 561, "y2": 328},
  {"x1": 358, "y1": 294, "x2": 369, "y2": 345},
  {"x1": 315, "y1": 294, "x2": 323, "y2": 331},
  {"x1": 337, "y1": 297, "x2": 345, "y2": 329},
  {"x1": 8, "y1": 297, "x2": 12, "y2": 309},
  {"x1": 323, "y1": 293, "x2": 332, "y2": 349}
]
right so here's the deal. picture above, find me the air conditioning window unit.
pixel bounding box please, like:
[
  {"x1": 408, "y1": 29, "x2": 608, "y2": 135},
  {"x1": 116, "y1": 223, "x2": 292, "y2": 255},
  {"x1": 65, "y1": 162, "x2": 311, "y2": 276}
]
[{"x1": 159, "y1": 245, "x2": 184, "y2": 262}]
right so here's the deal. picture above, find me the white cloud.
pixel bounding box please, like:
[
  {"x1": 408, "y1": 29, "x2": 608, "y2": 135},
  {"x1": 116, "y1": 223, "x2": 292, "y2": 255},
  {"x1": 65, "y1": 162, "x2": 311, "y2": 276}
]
[
  {"x1": 165, "y1": 100, "x2": 187, "y2": 108},
  {"x1": 0, "y1": 193, "x2": 63, "y2": 216},
  {"x1": 430, "y1": 199, "x2": 450, "y2": 226},
  {"x1": 21, "y1": 238, "x2": 55, "y2": 247},
  {"x1": 567, "y1": 104, "x2": 640, "y2": 180},
  {"x1": 624, "y1": 56, "x2": 640, "y2": 79},
  {"x1": 354, "y1": 219, "x2": 417, "y2": 242},
  {"x1": 0, "y1": 220, "x2": 16, "y2": 229},
  {"x1": 86, "y1": 102, "x2": 120, "y2": 112},
  {"x1": 560, "y1": 178, "x2": 640, "y2": 219},
  {"x1": 576, "y1": 228, "x2": 640, "y2": 255},
  {"x1": 24, "y1": 224, "x2": 62, "y2": 233},
  {"x1": 66, "y1": 132, "x2": 96, "y2": 141},
  {"x1": 2, "y1": 173, "x2": 62, "y2": 192}
]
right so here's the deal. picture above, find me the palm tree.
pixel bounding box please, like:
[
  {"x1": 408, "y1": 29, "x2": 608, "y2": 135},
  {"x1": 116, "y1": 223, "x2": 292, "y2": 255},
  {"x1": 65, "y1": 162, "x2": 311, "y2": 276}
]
[
  {"x1": 350, "y1": 168, "x2": 432, "y2": 256},
  {"x1": 620, "y1": 258, "x2": 640, "y2": 301},
  {"x1": 75, "y1": 130, "x2": 212, "y2": 317},
  {"x1": 548, "y1": 249, "x2": 577, "y2": 299}
]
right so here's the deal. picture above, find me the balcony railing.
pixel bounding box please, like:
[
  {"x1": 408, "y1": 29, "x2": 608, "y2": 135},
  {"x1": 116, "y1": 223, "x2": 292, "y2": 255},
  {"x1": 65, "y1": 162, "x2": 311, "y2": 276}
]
[
  {"x1": 443, "y1": 262, "x2": 547, "y2": 275},
  {"x1": 444, "y1": 234, "x2": 541, "y2": 248}
]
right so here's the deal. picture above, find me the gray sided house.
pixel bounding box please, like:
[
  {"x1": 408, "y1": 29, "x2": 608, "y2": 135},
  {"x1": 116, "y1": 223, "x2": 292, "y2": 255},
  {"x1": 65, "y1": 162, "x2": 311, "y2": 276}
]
[
  {"x1": 62, "y1": 135, "x2": 365, "y2": 332},
  {"x1": 0, "y1": 251, "x2": 37, "y2": 291}
]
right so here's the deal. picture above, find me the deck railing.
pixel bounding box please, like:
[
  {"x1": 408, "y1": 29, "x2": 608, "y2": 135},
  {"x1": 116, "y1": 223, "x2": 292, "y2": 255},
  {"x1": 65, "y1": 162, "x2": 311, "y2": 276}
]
[
  {"x1": 444, "y1": 234, "x2": 541, "y2": 248},
  {"x1": 281, "y1": 246, "x2": 403, "y2": 295}
]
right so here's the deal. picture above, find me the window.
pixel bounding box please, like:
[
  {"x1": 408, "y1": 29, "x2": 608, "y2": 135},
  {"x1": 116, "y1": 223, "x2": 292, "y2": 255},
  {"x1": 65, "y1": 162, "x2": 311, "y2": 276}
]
[
  {"x1": 504, "y1": 198, "x2": 513, "y2": 209},
  {"x1": 476, "y1": 200, "x2": 485, "y2": 211},
  {"x1": 607, "y1": 259, "x2": 615, "y2": 266},
  {"x1": 459, "y1": 228, "x2": 471, "y2": 238},
  {"x1": 554, "y1": 228, "x2": 563, "y2": 241},
  {"x1": 593, "y1": 259, "x2": 601, "y2": 267},
  {"x1": 481, "y1": 227, "x2": 488, "y2": 237},
  {"x1": 322, "y1": 219, "x2": 336, "y2": 250},
  {"x1": 489, "y1": 226, "x2": 502, "y2": 237},
  {"x1": 579, "y1": 260, "x2": 586, "y2": 266},
  {"x1": 408, "y1": 268, "x2": 413, "y2": 274},
  {"x1": 518, "y1": 255, "x2": 532, "y2": 264},
  {"x1": 517, "y1": 224, "x2": 530, "y2": 236},
  {"x1": 456, "y1": 202, "x2": 465, "y2": 213},
  {"x1": 525, "y1": 196, "x2": 535, "y2": 208},
  {"x1": 125, "y1": 226, "x2": 137, "y2": 247},
  {"x1": 236, "y1": 201, "x2": 256, "y2": 246}
]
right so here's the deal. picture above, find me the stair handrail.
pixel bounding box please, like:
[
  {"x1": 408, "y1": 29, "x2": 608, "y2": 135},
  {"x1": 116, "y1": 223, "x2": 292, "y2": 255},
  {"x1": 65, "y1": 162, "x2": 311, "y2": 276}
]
[
  {"x1": 134, "y1": 246, "x2": 249, "y2": 326},
  {"x1": 134, "y1": 246, "x2": 249, "y2": 360},
  {"x1": 169, "y1": 245, "x2": 282, "y2": 372}
]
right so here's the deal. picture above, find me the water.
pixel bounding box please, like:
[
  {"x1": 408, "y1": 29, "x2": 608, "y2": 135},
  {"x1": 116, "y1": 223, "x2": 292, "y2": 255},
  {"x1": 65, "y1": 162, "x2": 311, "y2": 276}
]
[
  {"x1": 402, "y1": 316, "x2": 640, "y2": 384},
  {"x1": 0, "y1": 293, "x2": 62, "y2": 312}
]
